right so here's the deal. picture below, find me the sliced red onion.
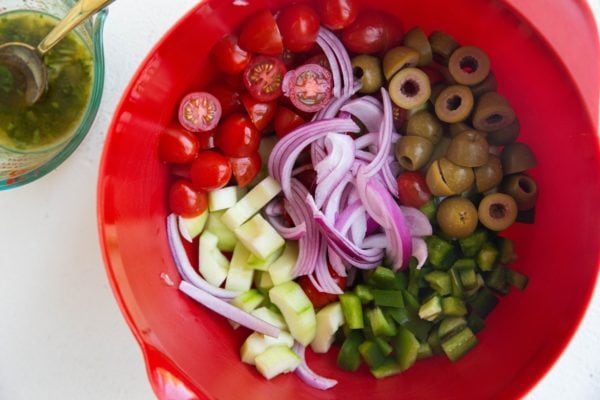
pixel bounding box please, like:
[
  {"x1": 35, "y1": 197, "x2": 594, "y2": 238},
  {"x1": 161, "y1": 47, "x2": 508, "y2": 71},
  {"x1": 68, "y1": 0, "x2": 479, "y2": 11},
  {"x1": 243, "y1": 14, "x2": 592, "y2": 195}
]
[
  {"x1": 334, "y1": 200, "x2": 364, "y2": 234},
  {"x1": 179, "y1": 281, "x2": 280, "y2": 338},
  {"x1": 341, "y1": 96, "x2": 383, "y2": 133},
  {"x1": 315, "y1": 134, "x2": 355, "y2": 209},
  {"x1": 323, "y1": 174, "x2": 352, "y2": 223},
  {"x1": 269, "y1": 118, "x2": 359, "y2": 197},
  {"x1": 356, "y1": 172, "x2": 412, "y2": 270},
  {"x1": 319, "y1": 28, "x2": 354, "y2": 96},
  {"x1": 313, "y1": 241, "x2": 343, "y2": 294},
  {"x1": 316, "y1": 34, "x2": 342, "y2": 98},
  {"x1": 265, "y1": 200, "x2": 283, "y2": 217},
  {"x1": 355, "y1": 132, "x2": 378, "y2": 150},
  {"x1": 363, "y1": 234, "x2": 389, "y2": 248},
  {"x1": 400, "y1": 206, "x2": 433, "y2": 237},
  {"x1": 412, "y1": 237, "x2": 429, "y2": 269},
  {"x1": 327, "y1": 248, "x2": 347, "y2": 277},
  {"x1": 292, "y1": 343, "x2": 338, "y2": 390},
  {"x1": 265, "y1": 212, "x2": 307, "y2": 240},
  {"x1": 166, "y1": 214, "x2": 239, "y2": 299},
  {"x1": 361, "y1": 89, "x2": 394, "y2": 179}
]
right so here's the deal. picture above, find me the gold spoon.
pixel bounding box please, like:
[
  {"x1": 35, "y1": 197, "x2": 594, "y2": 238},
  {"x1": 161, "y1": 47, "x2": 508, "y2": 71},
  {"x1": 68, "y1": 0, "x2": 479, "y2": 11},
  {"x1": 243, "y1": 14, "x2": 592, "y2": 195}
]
[{"x1": 0, "y1": 0, "x2": 115, "y2": 106}]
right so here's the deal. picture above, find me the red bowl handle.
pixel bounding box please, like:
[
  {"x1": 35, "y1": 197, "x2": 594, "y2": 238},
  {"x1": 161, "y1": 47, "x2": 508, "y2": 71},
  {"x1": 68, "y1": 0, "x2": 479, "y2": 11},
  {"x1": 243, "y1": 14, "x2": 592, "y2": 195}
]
[{"x1": 504, "y1": 0, "x2": 600, "y2": 127}]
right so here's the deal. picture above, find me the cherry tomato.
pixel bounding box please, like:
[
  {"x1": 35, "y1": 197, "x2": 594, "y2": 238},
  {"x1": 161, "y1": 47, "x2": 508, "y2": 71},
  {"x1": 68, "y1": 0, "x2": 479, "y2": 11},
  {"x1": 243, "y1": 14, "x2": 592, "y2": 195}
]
[
  {"x1": 229, "y1": 152, "x2": 262, "y2": 188},
  {"x1": 216, "y1": 113, "x2": 261, "y2": 157},
  {"x1": 168, "y1": 179, "x2": 208, "y2": 218},
  {"x1": 317, "y1": 0, "x2": 359, "y2": 30},
  {"x1": 204, "y1": 81, "x2": 242, "y2": 117},
  {"x1": 273, "y1": 106, "x2": 305, "y2": 138},
  {"x1": 170, "y1": 163, "x2": 192, "y2": 180},
  {"x1": 240, "y1": 93, "x2": 277, "y2": 131},
  {"x1": 178, "y1": 92, "x2": 222, "y2": 132},
  {"x1": 341, "y1": 11, "x2": 403, "y2": 54},
  {"x1": 238, "y1": 9, "x2": 284, "y2": 56},
  {"x1": 392, "y1": 104, "x2": 407, "y2": 131},
  {"x1": 210, "y1": 34, "x2": 252, "y2": 75},
  {"x1": 298, "y1": 268, "x2": 347, "y2": 309},
  {"x1": 397, "y1": 171, "x2": 432, "y2": 208},
  {"x1": 196, "y1": 130, "x2": 216, "y2": 151},
  {"x1": 277, "y1": 4, "x2": 320, "y2": 53},
  {"x1": 286, "y1": 63, "x2": 333, "y2": 113},
  {"x1": 305, "y1": 53, "x2": 331, "y2": 71},
  {"x1": 158, "y1": 124, "x2": 199, "y2": 164},
  {"x1": 243, "y1": 55, "x2": 287, "y2": 102},
  {"x1": 191, "y1": 150, "x2": 232, "y2": 191}
]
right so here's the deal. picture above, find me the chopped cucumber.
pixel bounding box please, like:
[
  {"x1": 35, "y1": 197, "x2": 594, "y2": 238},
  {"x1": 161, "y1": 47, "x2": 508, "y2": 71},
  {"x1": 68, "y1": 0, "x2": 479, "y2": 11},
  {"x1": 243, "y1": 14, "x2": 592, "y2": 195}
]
[
  {"x1": 311, "y1": 302, "x2": 345, "y2": 353},
  {"x1": 240, "y1": 331, "x2": 294, "y2": 365},
  {"x1": 230, "y1": 289, "x2": 265, "y2": 313},
  {"x1": 198, "y1": 231, "x2": 229, "y2": 287},
  {"x1": 254, "y1": 345, "x2": 301, "y2": 380},
  {"x1": 251, "y1": 307, "x2": 287, "y2": 330},
  {"x1": 234, "y1": 214, "x2": 285, "y2": 260},
  {"x1": 254, "y1": 271, "x2": 274, "y2": 292},
  {"x1": 269, "y1": 241, "x2": 299, "y2": 285},
  {"x1": 269, "y1": 281, "x2": 316, "y2": 346},
  {"x1": 247, "y1": 246, "x2": 284, "y2": 271},
  {"x1": 208, "y1": 186, "x2": 239, "y2": 212},
  {"x1": 178, "y1": 211, "x2": 208, "y2": 242},
  {"x1": 225, "y1": 242, "x2": 254, "y2": 292},
  {"x1": 205, "y1": 211, "x2": 237, "y2": 252},
  {"x1": 221, "y1": 176, "x2": 282, "y2": 230}
]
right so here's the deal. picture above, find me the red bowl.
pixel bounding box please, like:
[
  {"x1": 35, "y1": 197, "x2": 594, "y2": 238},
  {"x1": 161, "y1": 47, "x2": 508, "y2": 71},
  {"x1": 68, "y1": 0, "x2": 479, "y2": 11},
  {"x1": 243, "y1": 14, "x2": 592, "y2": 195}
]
[{"x1": 98, "y1": 1, "x2": 600, "y2": 399}]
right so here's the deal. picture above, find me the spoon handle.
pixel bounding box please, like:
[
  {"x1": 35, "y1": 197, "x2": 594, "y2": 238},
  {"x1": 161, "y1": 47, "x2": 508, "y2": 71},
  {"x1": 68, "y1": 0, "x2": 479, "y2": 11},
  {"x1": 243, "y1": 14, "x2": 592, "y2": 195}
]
[{"x1": 37, "y1": 0, "x2": 116, "y2": 55}]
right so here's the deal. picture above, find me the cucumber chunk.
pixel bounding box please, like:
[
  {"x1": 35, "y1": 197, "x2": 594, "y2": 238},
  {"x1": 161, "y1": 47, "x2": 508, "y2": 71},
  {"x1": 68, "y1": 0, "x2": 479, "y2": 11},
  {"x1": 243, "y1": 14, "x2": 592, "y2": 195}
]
[
  {"x1": 269, "y1": 281, "x2": 316, "y2": 346},
  {"x1": 254, "y1": 345, "x2": 301, "y2": 380},
  {"x1": 241, "y1": 331, "x2": 294, "y2": 365},
  {"x1": 235, "y1": 214, "x2": 285, "y2": 260},
  {"x1": 178, "y1": 211, "x2": 208, "y2": 242},
  {"x1": 269, "y1": 241, "x2": 299, "y2": 285},
  {"x1": 208, "y1": 186, "x2": 239, "y2": 212},
  {"x1": 205, "y1": 211, "x2": 237, "y2": 252},
  {"x1": 225, "y1": 242, "x2": 254, "y2": 292},
  {"x1": 251, "y1": 307, "x2": 287, "y2": 330},
  {"x1": 221, "y1": 176, "x2": 282, "y2": 230},
  {"x1": 311, "y1": 302, "x2": 345, "y2": 353},
  {"x1": 198, "y1": 231, "x2": 229, "y2": 287}
]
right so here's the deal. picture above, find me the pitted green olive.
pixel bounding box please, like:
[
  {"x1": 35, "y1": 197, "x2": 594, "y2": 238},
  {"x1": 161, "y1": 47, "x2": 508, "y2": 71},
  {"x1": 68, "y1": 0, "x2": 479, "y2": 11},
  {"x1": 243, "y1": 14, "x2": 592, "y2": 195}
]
[
  {"x1": 446, "y1": 130, "x2": 489, "y2": 167},
  {"x1": 402, "y1": 27, "x2": 433, "y2": 66},
  {"x1": 478, "y1": 193, "x2": 518, "y2": 231},
  {"x1": 486, "y1": 118, "x2": 520, "y2": 146},
  {"x1": 406, "y1": 110, "x2": 443, "y2": 144},
  {"x1": 382, "y1": 46, "x2": 420, "y2": 80},
  {"x1": 388, "y1": 67, "x2": 431, "y2": 110},
  {"x1": 436, "y1": 196, "x2": 479, "y2": 238},
  {"x1": 395, "y1": 135, "x2": 434, "y2": 171},
  {"x1": 474, "y1": 154, "x2": 503, "y2": 192},
  {"x1": 426, "y1": 157, "x2": 475, "y2": 196},
  {"x1": 471, "y1": 72, "x2": 497, "y2": 98},
  {"x1": 352, "y1": 55, "x2": 384, "y2": 94},
  {"x1": 434, "y1": 85, "x2": 474, "y2": 123},
  {"x1": 448, "y1": 46, "x2": 491, "y2": 86},
  {"x1": 500, "y1": 174, "x2": 538, "y2": 210},
  {"x1": 500, "y1": 142, "x2": 538, "y2": 174},
  {"x1": 429, "y1": 31, "x2": 459, "y2": 66},
  {"x1": 449, "y1": 121, "x2": 472, "y2": 137},
  {"x1": 472, "y1": 91, "x2": 516, "y2": 132}
]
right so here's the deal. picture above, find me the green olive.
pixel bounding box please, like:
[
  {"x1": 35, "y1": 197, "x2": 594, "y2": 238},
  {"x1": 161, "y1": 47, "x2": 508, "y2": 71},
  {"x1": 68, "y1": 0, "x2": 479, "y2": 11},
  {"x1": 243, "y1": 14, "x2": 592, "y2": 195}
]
[
  {"x1": 474, "y1": 154, "x2": 503, "y2": 192},
  {"x1": 446, "y1": 130, "x2": 489, "y2": 167},
  {"x1": 434, "y1": 85, "x2": 474, "y2": 123},
  {"x1": 382, "y1": 46, "x2": 420, "y2": 80},
  {"x1": 436, "y1": 196, "x2": 478, "y2": 238},
  {"x1": 472, "y1": 91, "x2": 516, "y2": 132},
  {"x1": 389, "y1": 67, "x2": 431, "y2": 110},
  {"x1": 500, "y1": 142, "x2": 538, "y2": 174},
  {"x1": 429, "y1": 31, "x2": 460, "y2": 66},
  {"x1": 425, "y1": 136, "x2": 451, "y2": 170},
  {"x1": 406, "y1": 110, "x2": 443, "y2": 144},
  {"x1": 449, "y1": 121, "x2": 472, "y2": 137},
  {"x1": 402, "y1": 27, "x2": 433, "y2": 66},
  {"x1": 486, "y1": 118, "x2": 520, "y2": 146},
  {"x1": 500, "y1": 174, "x2": 538, "y2": 210},
  {"x1": 426, "y1": 157, "x2": 475, "y2": 196},
  {"x1": 448, "y1": 46, "x2": 491, "y2": 86},
  {"x1": 395, "y1": 135, "x2": 434, "y2": 171},
  {"x1": 430, "y1": 83, "x2": 447, "y2": 105},
  {"x1": 470, "y1": 72, "x2": 497, "y2": 98},
  {"x1": 352, "y1": 55, "x2": 384, "y2": 94},
  {"x1": 478, "y1": 193, "x2": 518, "y2": 231}
]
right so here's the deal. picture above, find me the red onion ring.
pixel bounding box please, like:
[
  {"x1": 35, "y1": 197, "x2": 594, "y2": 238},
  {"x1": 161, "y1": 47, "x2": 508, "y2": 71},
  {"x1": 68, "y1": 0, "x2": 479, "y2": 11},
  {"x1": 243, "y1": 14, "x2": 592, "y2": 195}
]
[{"x1": 292, "y1": 343, "x2": 338, "y2": 390}]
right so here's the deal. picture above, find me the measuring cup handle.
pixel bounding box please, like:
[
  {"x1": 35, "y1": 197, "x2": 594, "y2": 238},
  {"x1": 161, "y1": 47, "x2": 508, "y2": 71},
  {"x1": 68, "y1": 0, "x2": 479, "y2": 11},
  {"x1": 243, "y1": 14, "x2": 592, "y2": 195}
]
[{"x1": 37, "y1": 0, "x2": 116, "y2": 55}]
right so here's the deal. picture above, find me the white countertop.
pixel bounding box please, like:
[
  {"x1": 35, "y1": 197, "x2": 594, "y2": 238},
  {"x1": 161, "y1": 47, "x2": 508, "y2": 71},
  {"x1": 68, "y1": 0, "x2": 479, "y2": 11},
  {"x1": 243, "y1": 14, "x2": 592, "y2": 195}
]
[{"x1": 1, "y1": 1, "x2": 599, "y2": 398}]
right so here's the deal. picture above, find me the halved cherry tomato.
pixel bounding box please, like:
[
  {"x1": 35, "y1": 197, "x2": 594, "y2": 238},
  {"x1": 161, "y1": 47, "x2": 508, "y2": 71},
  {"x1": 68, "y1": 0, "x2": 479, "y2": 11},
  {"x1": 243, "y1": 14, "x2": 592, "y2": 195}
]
[
  {"x1": 341, "y1": 11, "x2": 403, "y2": 54},
  {"x1": 286, "y1": 63, "x2": 333, "y2": 113},
  {"x1": 238, "y1": 9, "x2": 284, "y2": 56},
  {"x1": 204, "y1": 81, "x2": 242, "y2": 117},
  {"x1": 396, "y1": 171, "x2": 432, "y2": 208},
  {"x1": 210, "y1": 34, "x2": 251, "y2": 75},
  {"x1": 243, "y1": 55, "x2": 287, "y2": 102},
  {"x1": 216, "y1": 113, "x2": 261, "y2": 157},
  {"x1": 317, "y1": 0, "x2": 359, "y2": 30},
  {"x1": 273, "y1": 105, "x2": 305, "y2": 138},
  {"x1": 168, "y1": 179, "x2": 208, "y2": 218},
  {"x1": 298, "y1": 268, "x2": 347, "y2": 309},
  {"x1": 190, "y1": 150, "x2": 232, "y2": 191},
  {"x1": 158, "y1": 124, "x2": 199, "y2": 164},
  {"x1": 229, "y1": 152, "x2": 262, "y2": 188},
  {"x1": 178, "y1": 92, "x2": 222, "y2": 132},
  {"x1": 240, "y1": 93, "x2": 277, "y2": 131},
  {"x1": 277, "y1": 4, "x2": 320, "y2": 53}
]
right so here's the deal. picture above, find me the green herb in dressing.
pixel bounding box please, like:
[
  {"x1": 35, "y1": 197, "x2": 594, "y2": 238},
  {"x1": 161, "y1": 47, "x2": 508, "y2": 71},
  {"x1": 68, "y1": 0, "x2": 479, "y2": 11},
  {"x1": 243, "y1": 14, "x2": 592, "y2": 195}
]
[{"x1": 0, "y1": 11, "x2": 93, "y2": 151}]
